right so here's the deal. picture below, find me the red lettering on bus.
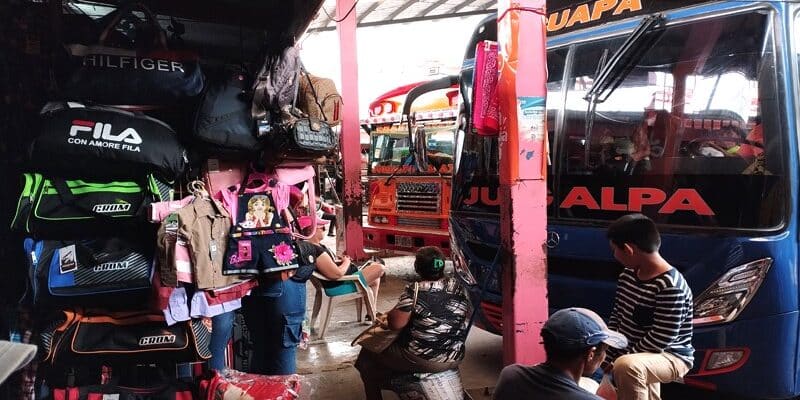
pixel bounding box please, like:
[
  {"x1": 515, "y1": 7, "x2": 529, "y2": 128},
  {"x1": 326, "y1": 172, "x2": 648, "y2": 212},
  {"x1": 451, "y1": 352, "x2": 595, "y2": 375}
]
[
  {"x1": 658, "y1": 188, "x2": 715, "y2": 216},
  {"x1": 559, "y1": 187, "x2": 601, "y2": 210},
  {"x1": 464, "y1": 187, "x2": 479, "y2": 205},
  {"x1": 628, "y1": 187, "x2": 667, "y2": 212},
  {"x1": 601, "y1": 187, "x2": 627, "y2": 211},
  {"x1": 560, "y1": 187, "x2": 714, "y2": 215},
  {"x1": 480, "y1": 187, "x2": 501, "y2": 206},
  {"x1": 463, "y1": 187, "x2": 501, "y2": 207}
]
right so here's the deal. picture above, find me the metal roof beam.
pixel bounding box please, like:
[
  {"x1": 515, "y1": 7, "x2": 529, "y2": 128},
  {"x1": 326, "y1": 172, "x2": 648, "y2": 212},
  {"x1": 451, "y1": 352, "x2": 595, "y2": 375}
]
[
  {"x1": 357, "y1": 1, "x2": 381, "y2": 23},
  {"x1": 475, "y1": 0, "x2": 496, "y2": 9},
  {"x1": 307, "y1": 8, "x2": 495, "y2": 32},
  {"x1": 418, "y1": 0, "x2": 451, "y2": 18},
  {"x1": 386, "y1": 0, "x2": 417, "y2": 20},
  {"x1": 449, "y1": 0, "x2": 480, "y2": 13}
]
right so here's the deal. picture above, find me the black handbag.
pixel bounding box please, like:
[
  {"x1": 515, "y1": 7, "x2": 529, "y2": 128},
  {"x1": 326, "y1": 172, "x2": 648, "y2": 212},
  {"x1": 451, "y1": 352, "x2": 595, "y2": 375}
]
[
  {"x1": 193, "y1": 67, "x2": 261, "y2": 155},
  {"x1": 263, "y1": 66, "x2": 339, "y2": 165},
  {"x1": 61, "y1": 2, "x2": 204, "y2": 106},
  {"x1": 31, "y1": 102, "x2": 187, "y2": 181}
]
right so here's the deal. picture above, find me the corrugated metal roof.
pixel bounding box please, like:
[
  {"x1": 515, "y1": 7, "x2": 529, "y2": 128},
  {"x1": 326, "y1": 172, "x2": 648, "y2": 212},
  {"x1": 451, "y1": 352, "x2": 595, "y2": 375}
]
[{"x1": 309, "y1": 0, "x2": 495, "y2": 31}]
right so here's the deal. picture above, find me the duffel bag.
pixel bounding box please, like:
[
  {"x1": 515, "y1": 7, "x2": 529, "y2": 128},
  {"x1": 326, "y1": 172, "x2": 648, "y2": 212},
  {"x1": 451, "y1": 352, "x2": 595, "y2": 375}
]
[
  {"x1": 24, "y1": 237, "x2": 154, "y2": 304},
  {"x1": 12, "y1": 173, "x2": 171, "y2": 238},
  {"x1": 49, "y1": 238, "x2": 153, "y2": 297},
  {"x1": 61, "y1": 2, "x2": 204, "y2": 106},
  {"x1": 194, "y1": 67, "x2": 261, "y2": 156},
  {"x1": 42, "y1": 309, "x2": 211, "y2": 366},
  {"x1": 53, "y1": 381, "x2": 194, "y2": 400},
  {"x1": 31, "y1": 102, "x2": 187, "y2": 181}
]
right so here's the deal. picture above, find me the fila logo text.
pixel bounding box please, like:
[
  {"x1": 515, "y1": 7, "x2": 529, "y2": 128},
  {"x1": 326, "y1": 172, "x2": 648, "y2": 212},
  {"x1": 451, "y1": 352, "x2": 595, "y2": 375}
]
[{"x1": 69, "y1": 120, "x2": 142, "y2": 144}]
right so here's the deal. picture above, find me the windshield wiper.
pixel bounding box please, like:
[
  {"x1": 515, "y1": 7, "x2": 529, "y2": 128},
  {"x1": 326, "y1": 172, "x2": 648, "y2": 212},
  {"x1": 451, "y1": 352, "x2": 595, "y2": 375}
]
[
  {"x1": 583, "y1": 14, "x2": 665, "y2": 166},
  {"x1": 584, "y1": 14, "x2": 665, "y2": 103}
]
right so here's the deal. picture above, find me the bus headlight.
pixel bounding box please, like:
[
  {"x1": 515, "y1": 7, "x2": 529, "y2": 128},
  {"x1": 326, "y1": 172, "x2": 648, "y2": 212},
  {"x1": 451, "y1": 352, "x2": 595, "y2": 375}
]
[{"x1": 693, "y1": 258, "x2": 772, "y2": 326}]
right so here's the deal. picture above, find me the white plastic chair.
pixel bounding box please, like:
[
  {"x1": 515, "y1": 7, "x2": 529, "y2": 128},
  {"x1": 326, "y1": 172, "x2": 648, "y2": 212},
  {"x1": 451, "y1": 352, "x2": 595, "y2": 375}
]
[{"x1": 309, "y1": 271, "x2": 376, "y2": 340}]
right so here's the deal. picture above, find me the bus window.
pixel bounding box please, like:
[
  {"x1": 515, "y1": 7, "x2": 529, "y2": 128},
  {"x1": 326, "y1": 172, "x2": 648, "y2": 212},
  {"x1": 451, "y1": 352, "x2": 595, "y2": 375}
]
[
  {"x1": 555, "y1": 11, "x2": 786, "y2": 230},
  {"x1": 370, "y1": 134, "x2": 411, "y2": 171},
  {"x1": 547, "y1": 48, "x2": 568, "y2": 216}
]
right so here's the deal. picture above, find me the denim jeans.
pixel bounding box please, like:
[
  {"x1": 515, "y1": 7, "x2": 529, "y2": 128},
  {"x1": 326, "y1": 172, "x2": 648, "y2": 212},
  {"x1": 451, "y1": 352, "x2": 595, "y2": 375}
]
[
  {"x1": 242, "y1": 278, "x2": 307, "y2": 375},
  {"x1": 209, "y1": 311, "x2": 236, "y2": 370}
]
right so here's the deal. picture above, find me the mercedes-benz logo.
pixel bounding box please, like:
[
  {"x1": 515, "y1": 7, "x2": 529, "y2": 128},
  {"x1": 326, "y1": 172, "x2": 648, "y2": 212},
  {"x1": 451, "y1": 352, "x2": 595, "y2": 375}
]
[{"x1": 546, "y1": 231, "x2": 560, "y2": 249}]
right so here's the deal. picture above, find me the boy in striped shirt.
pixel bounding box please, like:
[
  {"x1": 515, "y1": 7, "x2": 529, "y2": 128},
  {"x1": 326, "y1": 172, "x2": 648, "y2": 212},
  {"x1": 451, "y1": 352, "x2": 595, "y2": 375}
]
[{"x1": 603, "y1": 214, "x2": 694, "y2": 400}]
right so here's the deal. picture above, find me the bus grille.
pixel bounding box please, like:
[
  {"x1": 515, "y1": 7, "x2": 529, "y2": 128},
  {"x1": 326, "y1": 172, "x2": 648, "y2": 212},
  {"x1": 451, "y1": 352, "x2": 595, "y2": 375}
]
[
  {"x1": 396, "y1": 182, "x2": 440, "y2": 213},
  {"x1": 397, "y1": 217, "x2": 441, "y2": 228}
]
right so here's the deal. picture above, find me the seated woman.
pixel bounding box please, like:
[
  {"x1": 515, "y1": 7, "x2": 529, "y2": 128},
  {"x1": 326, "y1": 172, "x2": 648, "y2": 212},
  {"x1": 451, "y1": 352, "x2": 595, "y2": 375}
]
[
  {"x1": 355, "y1": 246, "x2": 471, "y2": 400},
  {"x1": 297, "y1": 216, "x2": 384, "y2": 301}
]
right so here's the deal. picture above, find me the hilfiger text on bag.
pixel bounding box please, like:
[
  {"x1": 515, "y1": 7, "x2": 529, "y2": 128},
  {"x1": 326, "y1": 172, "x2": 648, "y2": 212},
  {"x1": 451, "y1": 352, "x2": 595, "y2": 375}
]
[
  {"x1": 68, "y1": 120, "x2": 142, "y2": 152},
  {"x1": 82, "y1": 54, "x2": 185, "y2": 73}
]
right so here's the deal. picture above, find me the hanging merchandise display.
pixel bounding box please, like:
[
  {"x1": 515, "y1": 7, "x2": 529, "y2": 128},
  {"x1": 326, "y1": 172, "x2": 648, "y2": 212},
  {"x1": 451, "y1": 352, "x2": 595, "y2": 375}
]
[
  {"x1": 2, "y1": 2, "x2": 338, "y2": 395},
  {"x1": 61, "y1": 2, "x2": 204, "y2": 106}
]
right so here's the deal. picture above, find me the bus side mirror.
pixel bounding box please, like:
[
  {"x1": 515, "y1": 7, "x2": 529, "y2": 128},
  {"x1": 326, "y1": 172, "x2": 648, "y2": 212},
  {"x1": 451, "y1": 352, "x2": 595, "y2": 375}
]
[{"x1": 414, "y1": 125, "x2": 429, "y2": 172}]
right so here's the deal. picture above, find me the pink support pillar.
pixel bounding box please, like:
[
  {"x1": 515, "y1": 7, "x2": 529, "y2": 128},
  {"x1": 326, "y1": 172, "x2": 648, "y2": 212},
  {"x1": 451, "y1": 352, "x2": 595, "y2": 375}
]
[
  {"x1": 497, "y1": 0, "x2": 549, "y2": 365},
  {"x1": 336, "y1": 0, "x2": 367, "y2": 259}
]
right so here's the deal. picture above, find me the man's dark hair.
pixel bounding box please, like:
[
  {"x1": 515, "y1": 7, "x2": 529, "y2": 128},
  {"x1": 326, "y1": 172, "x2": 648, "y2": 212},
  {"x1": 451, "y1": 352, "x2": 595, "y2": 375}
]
[
  {"x1": 607, "y1": 213, "x2": 661, "y2": 253},
  {"x1": 414, "y1": 246, "x2": 446, "y2": 281},
  {"x1": 541, "y1": 329, "x2": 592, "y2": 363}
]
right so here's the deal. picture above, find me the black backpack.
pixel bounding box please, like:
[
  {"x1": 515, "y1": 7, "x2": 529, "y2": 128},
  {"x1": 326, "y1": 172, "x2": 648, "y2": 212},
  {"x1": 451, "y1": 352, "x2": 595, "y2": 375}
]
[{"x1": 193, "y1": 67, "x2": 262, "y2": 156}]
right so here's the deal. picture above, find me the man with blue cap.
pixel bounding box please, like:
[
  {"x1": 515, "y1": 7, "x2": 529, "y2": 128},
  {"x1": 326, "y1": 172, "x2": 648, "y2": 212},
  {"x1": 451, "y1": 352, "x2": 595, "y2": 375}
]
[{"x1": 493, "y1": 307, "x2": 628, "y2": 400}]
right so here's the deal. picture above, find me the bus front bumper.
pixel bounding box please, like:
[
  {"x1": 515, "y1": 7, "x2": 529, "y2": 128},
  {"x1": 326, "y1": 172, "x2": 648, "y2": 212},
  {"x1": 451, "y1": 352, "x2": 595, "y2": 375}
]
[{"x1": 362, "y1": 224, "x2": 451, "y2": 255}]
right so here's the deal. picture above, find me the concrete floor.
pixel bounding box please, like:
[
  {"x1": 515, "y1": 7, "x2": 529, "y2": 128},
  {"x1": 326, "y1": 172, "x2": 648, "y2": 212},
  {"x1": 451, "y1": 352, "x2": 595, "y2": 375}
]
[{"x1": 295, "y1": 236, "x2": 503, "y2": 400}]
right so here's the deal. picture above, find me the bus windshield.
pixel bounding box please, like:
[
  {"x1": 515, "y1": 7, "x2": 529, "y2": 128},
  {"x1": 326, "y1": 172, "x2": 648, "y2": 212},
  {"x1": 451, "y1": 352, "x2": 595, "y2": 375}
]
[
  {"x1": 370, "y1": 122, "x2": 455, "y2": 175},
  {"x1": 552, "y1": 10, "x2": 786, "y2": 230}
]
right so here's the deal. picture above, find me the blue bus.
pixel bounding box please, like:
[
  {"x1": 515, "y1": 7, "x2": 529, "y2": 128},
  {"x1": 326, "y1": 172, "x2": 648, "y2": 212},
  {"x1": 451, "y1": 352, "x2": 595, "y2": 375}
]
[{"x1": 450, "y1": 1, "x2": 799, "y2": 398}]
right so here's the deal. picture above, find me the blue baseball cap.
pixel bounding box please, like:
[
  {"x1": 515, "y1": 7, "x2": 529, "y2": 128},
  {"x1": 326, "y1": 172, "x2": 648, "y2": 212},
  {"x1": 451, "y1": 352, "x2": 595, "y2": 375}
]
[{"x1": 542, "y1": 308, "x2": 628, "y2": 350}]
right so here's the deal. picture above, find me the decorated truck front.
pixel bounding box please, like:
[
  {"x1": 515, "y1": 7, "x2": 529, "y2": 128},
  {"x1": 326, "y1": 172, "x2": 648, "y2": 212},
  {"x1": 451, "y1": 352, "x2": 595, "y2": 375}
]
[{"x1": 362, "y1": 79, "x2": 458, "y2": 255}]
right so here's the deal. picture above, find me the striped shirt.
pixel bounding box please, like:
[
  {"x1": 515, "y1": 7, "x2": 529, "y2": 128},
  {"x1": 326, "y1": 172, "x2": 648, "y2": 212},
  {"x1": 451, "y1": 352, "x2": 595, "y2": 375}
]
[{"x1": 606, "y1": 268, "x2": 694, "y2": 368}]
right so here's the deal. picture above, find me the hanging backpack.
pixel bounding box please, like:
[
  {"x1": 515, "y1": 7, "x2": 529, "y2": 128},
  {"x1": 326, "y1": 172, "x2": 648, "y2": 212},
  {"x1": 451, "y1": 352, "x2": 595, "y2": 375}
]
[
  {"x1": 193, "y1": 67, "x2": 261, "y2": 155},
  {"x1": 251, "y1": 46, "x2": 302, "y2": 122}
]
